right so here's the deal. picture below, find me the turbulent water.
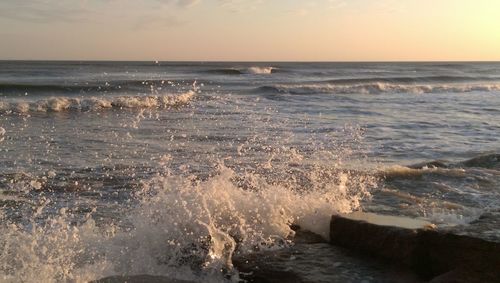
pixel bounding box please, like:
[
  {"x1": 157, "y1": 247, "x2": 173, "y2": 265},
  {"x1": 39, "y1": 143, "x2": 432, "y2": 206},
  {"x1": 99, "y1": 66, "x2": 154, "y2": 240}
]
[{"x1": 0, "y1": 61, "x2": 499, "y2": 282}]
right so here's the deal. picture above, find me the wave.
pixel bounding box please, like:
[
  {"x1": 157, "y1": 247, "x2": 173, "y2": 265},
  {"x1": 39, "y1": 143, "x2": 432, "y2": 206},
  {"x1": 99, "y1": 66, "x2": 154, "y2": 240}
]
[
  {"x1": 379, "y1": 165, "x2": 468, "y2": 180},
  {"x1": 379, "y1": 153, "x2": 500, "y2": 178},
  {"x1": 254, "y1": 82, "x2": 500, "y2": 95},
  {"x1": 247, "y1": 66, "x2": 275, "y2": 75},
  {"x1": 408, "y1": 154, "x2": 500, "y2": 170},
  {"x1": 0, "y1": 155, "x2": 375, "y2": 282},
  {"x1": 204, "y1": 66, "x2": 277, "y2": 76},
  {"x1": 374, "y1": 154, "x2": 500, "y2": 228},
  {"x1": 376, "y1": 153, "x2": 500, "y2": 195},
  {"x1": 324, "y1": 75, "x2": 500, "y2": 85},
  {"x1": 459, "y1": 154, "x2": 500, "y2": 169},
  {"x1": 0, "y1": 91, "x2": 195, "y2": 114}
]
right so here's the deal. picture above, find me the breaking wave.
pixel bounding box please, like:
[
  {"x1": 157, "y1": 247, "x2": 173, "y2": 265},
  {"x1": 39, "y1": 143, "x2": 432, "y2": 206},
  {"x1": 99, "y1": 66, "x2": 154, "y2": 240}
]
[
  {"x1": 255, "y1": 82, "x2": 500, "y2": 95},
  {"x1": 0, "y1": 91, "x2": 195, "y2": 114},
  {"x1": 378, "y1": 154, "x2": 500, "y2": 181},
  {"x1": 374, "y1": 154, "x2": 500, "y2": 223},
  {"x1": 0, "y1": 157, "x2": 376, "y2": 282},
  {"x1": 246, "y1": 67, "x2": 275, "y2": 75},
  {"x1": 323, "y1": 75, "x2": 500, "y2": 84},
  {"x1": 205, "y1": 67, "x2": 276, "y2": 75}
]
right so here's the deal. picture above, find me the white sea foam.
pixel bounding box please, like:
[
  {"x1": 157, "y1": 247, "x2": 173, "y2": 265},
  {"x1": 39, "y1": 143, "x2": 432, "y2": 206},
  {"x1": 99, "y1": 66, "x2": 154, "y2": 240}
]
[
  {"x1": 0, "y1": 91, "x2": 195, "y2": 114},
  {"x1": 247, "y1": 67, "x2": 274, "y2": 75},
  {"x1": 268, "y1": 82, "x2": 500, "y2": 94},
  {"x1": 426, "y1": 209, "x2": 482, "y2": 227}
]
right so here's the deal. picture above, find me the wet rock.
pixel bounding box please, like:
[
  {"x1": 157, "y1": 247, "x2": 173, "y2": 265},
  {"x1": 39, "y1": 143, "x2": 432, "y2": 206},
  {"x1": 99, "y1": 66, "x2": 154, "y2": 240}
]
[
  {"x1": 330, "y1": 212, "x2": 500, "y2": 281},
  {"x1": 233, "y1": 243, "x2": 421, "y2": 283},
  {"x1": 233, "y1": 254, "x2": 305, "y2": 283},
  {"x1": 290, "y1": 225, "x2": 329, "y2": 244}
]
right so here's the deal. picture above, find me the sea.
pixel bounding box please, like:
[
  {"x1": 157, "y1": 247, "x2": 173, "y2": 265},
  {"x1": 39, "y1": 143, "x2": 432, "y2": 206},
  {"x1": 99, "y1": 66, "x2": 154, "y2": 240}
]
[{"x1": 0, "y1": 61, "x2": 499, "y2": 282}]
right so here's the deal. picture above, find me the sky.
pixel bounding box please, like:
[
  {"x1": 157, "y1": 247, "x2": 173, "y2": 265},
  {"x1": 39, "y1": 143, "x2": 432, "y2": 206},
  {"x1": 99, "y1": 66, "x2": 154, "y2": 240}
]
[{"x1": 0, "y1": 0, "x2": 499, "y2": 61}]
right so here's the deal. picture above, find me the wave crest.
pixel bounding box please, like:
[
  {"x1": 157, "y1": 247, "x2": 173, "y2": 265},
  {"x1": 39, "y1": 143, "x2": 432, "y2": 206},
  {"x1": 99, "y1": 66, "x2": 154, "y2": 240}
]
[
  {"x1": 247, "y1": 67, "x2": 275, "y2": 75},
  {"x1": 255, "y1": 83, "x2": 500, "y2": 95},
  {"x1": 0, "y1": 91, "x2": 195, "y2": 114},
  {"x1": 204, "y1": 67, "x2": 276, "y2": 76}
]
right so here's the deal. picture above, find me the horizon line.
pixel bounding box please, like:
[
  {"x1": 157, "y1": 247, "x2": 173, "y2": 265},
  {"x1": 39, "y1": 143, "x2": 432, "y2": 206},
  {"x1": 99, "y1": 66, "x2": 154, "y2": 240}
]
[{"x1": 1, "y1": 59, "x2": 500, "y2": 63}]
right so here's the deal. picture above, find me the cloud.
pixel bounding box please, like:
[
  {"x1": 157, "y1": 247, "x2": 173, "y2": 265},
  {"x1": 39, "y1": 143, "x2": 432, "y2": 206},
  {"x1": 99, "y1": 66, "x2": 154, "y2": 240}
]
[
  {"x1": 0, "y1": 0, "x2": 201, "y2": 24},
  {"x1": 217, "y1": 0, "x2": 265, "y2": 13},
  {"x1": 155, "y1": 0, "x2": 201, "y2": 8},
  {"x1": 176, "y1": 0, "x2": 201, "y2": 8},
  {"x1": 0, "y1": 1, "x2": 89, "y2": 23},
  {"x1": 328, "y1": 0, "x2": 348, "y2": 9}
]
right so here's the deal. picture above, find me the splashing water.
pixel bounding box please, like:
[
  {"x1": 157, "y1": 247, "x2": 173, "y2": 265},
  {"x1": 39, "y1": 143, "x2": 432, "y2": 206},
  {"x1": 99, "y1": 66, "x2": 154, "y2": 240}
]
[
  {"x1": 0, "y1": 141, "x2": 377, "y2": 282},
  {"x1": 247, "y1": 67, "x2": 274, "y2": 75}
]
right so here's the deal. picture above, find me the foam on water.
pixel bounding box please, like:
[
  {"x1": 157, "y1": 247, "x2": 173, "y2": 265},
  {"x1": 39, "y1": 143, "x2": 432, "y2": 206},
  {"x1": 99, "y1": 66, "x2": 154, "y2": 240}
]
[
  {"x1": 247, "y1": 67, "x2": 274, "y2": 75},
  {"x1": 0, "y1": 91, "x2": 195, "y2": 114},
  {"x1": 204, "y1": 66, "x2": 275, "y2": 75},
  {"x1": 258, "y1": 82, "x2": 500, "y2": 95}
]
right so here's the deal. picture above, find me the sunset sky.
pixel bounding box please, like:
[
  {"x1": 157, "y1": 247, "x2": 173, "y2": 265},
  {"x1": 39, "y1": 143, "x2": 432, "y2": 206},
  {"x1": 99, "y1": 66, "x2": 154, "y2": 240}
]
[{"x1": 1, "y1": 0, "x2": 499, "y2": 61}]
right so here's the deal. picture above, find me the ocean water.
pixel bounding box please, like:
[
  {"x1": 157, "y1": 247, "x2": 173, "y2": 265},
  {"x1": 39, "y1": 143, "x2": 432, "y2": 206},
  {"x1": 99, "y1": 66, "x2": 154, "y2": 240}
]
[{"x1": 0, "y1": 61, "x2": 499, "y2": 282}]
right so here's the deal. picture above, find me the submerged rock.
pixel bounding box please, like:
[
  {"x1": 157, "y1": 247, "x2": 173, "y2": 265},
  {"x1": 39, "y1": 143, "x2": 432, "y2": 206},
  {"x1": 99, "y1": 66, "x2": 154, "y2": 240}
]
[
  {"x1": 233, "y1": 224, "x2": 419, "y2": 283},
  {"x1": 330, "y1": 212, "x2": 500, "y2": 282},
  {"x1": 233, "y1": 243, "x2": 420, "y2": 283}
]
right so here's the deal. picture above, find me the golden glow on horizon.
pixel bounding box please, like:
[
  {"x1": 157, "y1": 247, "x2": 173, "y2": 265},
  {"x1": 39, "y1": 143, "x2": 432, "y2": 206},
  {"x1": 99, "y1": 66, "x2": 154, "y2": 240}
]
[{"x1": 0, "y1": 0, "x2": 499, "y2": 61}]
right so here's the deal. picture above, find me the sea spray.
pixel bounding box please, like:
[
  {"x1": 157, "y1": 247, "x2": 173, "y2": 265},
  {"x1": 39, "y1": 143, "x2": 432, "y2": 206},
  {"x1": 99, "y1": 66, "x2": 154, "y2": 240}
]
[{"x1": 0, "y1": 142, "x2": 377, "y2": 282}]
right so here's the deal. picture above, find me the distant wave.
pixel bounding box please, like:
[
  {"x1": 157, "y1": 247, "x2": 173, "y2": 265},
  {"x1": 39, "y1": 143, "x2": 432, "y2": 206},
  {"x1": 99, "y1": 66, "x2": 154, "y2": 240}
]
[
  {"x1": 323, "y1": 75, "x2": 500, "y2": 84},
  {"x1": 247, "y1": 66, "x2": 275, "y2": 74},
  {"x1": 254, "y1": 82, "x2": 500, "y2": 95},
  {"x1": 0, "y1": 91, "x2": 195, "y2": 114},
  {"x1": 204, "y1": 66, "x2": 277, "y2": 75}
]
